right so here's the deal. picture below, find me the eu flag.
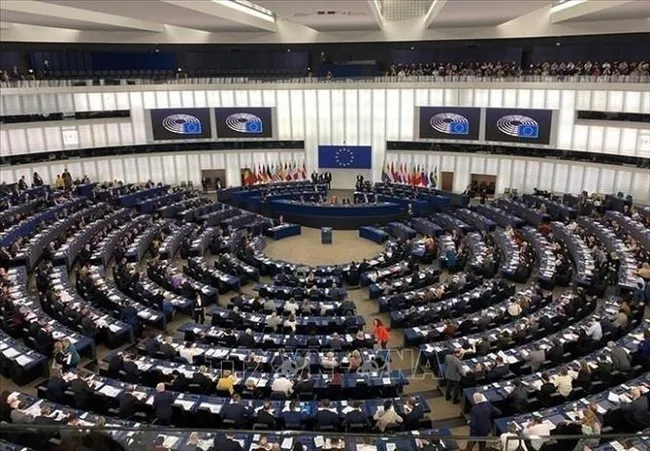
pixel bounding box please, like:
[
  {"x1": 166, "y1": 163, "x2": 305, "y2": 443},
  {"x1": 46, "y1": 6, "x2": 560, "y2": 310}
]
[{"x1": 318, "y1": 145, "x2": 372, "y2": 169}]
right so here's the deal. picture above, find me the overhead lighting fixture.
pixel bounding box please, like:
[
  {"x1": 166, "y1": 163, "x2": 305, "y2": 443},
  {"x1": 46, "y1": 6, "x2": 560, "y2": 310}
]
[
  {"x1": 551, "y1": 0, "x2": 588, "y2": 14},
  {"x1": 216, "y1": 0, "x2": 276, "y2": 23}
]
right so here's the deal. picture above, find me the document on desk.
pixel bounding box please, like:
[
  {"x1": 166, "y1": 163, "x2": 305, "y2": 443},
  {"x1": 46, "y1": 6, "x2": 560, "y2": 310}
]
[
  {"x1": 281, "y1": 438, "x2": 293, "y2": 449},
  {"x1": 98, "y1": 385, "x2": 122, "y2": 398},
  {"x1": 199, "y1": 402, "x2": 222, "y2": 414},
  {"x1": 607, "y1": 392, "x2": 620, "y2": 403},
  {"x1": 16, "y1": 355, "x2": 34, "y2": 367},
  {"x1": 2, "y1": 347, "x2": 20, "y2": 359},
  {"x1": 174, "y1": 399, "x2": 196, "y2": 411},
  {"x1": 382, "y1": 377, "x2": 391, "y2": 385}
]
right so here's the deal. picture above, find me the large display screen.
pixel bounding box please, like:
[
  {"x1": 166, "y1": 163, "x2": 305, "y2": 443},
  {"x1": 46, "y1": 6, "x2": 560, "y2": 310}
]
[
  {"x1": 150, "y1": 108, "x2": 212, "y2": 141},
  {"x1": 485, "y1": 108, "x2": 553, "y2": 144},
  {"x1": 419, "y1": 107, "x2": 481, "y2": 140},
  {"x1": 214, "y1": 107, "x2": 274, "y2": 138}
]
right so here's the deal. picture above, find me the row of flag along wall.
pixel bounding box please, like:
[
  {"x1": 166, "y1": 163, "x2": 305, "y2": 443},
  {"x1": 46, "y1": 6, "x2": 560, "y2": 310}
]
[
  {"x1": 242, "y1": 161, "x2": 308, "y2": 185},
  {"x1": 381, "y1": 161, "x2": 439, "y2": 187}
]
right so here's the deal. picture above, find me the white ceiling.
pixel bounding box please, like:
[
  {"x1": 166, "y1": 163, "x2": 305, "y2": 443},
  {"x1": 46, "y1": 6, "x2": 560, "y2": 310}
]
[{"x1": 0, "y1": 0, "x2": 648, "y2": 44}]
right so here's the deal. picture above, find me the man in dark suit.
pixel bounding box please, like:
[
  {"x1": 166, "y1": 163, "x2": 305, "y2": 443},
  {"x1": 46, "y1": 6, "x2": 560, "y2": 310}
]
[
  {"x1": 107, "y1": 352, "x2": 124, "y2": 377},
  {"x1": 285, "y1": 332, "x2": 298, "y2": 348},
  {"x1": 122, "y1": 354, "x2": 140, "y2": 383},
  {"x1": 144, "y1": 336, "x2": 160, "y2": 356},
  {"x1": 212, "y1": 432, "x2": 244, "y2": 451},
  {"x1": 238, "y1": 329, "x2": 256, "y2": 347},
  {"x1": 467, "y1": 393, "x2": 502, "y2": 451},
  {"x1": 312, "y1": 399, "x2": 339, "y2": 430},
  {"x1": 118, "y1": 385, "x2": 143, "y2": 419},
  {"x1": 546, "y1": 338, "x2": 564, "y2": 364},
  {"x1": 621, "y1": 387, "x2": 650, "y2": 430},
  {"x1": 294, "y1": 370, "x2": 315, "y2": 395},
  {"x1": 488, "y1": 356, "x2": 510, "y2": 380},
  {"x1": 401, "y1": 397, "x2": 424, "y2": 430},
  {"x1": 192, "y1": 366, "x2": 213, "y2": 394},
  {"x1": 306, "y1": 331, "x2": 320, "y2": 348},
  {"x1": 221, "y1": 394, "x2": 249, "y2": 427},
  {"x1": 46, "y1": 368, "x2": 69, "y2": 403},
  {"x1": 152, "y1": 383, "x2": 174, "y2": 425},
  {"x1": 342, "y1": 401, "x2": 371, "y2": 431},
  {"x1": 158, "y1": 337, "x2": 177, "y2": 360},
  {"x1": 506, "y1": 381, "x2": 529, "y2": 414},
  {"x1": 34, "y1": 404, "x2": 67, "y2": 425},
  {"x1": 255, "y1": 401, "x2": 277, "y2": 428},
  {"x1": 70, "y1": 374, "x2": 94, "y2": 410}
]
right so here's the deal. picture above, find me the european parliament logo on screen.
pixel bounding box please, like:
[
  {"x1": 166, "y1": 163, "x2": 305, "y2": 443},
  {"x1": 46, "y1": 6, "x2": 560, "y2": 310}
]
[
  {"x1": 485, "y1": 108, "x2": 553, "y2": 144},
  {"x1": 150, "y1": 108, "x2": 212, "y2": 141},
  {"x1": 419, "y1": 107, "x2": 480, "y2": 140},
  {"x1": 215, "y1": 107, "x2": 273, "y2": 138}
]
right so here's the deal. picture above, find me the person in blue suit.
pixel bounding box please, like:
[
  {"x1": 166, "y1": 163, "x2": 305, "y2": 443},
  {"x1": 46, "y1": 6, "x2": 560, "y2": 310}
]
[
  {"x1": 467, "y1": 392, "x2": 502, "y2": 451},
  {"x1": 281, "y1": 400, "x2": 306, "y2": 429}
]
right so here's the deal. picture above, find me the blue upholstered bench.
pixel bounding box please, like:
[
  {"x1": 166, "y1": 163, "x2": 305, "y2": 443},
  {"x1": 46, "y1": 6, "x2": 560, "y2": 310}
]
[{"x1": 359, "y1": 226, "x2": 389, "y2": 244}]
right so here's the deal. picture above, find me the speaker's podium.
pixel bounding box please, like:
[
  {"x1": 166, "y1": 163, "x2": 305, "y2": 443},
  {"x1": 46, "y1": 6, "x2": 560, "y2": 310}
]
[{"x1": 321, "y1": 227, "x2": 332, "y2": 244}]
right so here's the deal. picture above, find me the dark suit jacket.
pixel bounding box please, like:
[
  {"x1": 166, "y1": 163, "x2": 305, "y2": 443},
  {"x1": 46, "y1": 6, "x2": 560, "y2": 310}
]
[
  {"x1": 313, "y1": 409, "x2": 339, "y2": 429},
  {"x1": 118, "y1": 392, "x2": 141, "y2": 418},
  {"x1": 221, "y1": 403, "x2": 247, "y2": 425},
  {"x1": 153, "y1": 391, "x2": 174, "y2": 422},
  {"x1": 46, "y1": 377, "x2": 69, "y2": 402},
  {"x1": 70, "y1": 378, "x2": 93, "y2": 408},
  {"x1": 342, "y1": 409, "x2": 370, "y2": 428},
  {"x1": 122, "y1": 361, "x2": 140, "y2": 382},
  {"x1": 622, "y1": 396, "x2": 650, "y2": 424},
  {"x1": 212, "y1": 436, "x2": 243, "y2": 451},
  {"x1": 238, "y1": 334, "x2": 256, "y2": 347},
  {"x1": 469, "y1": 401, "x2": 501, "y2": 436},
  {"x1": 255, "y1": 409, "x2": 277, "y2": 428}
]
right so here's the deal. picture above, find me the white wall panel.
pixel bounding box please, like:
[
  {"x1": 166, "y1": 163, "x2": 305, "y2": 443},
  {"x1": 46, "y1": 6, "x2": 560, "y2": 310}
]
[
  {"x1": 110, "y1": 158, "x2": 124, "y2": 182},
  {"x1": 91, "y1": 124, "x2": 107, "y2": 148},
  {"x1": 488, "y1": 89, "x2": 503, "y2": 108},
  {"x1": 524, "y1": 161, "x2": 540, "y2": 192},
  {"x1": 458, "y1": 89, "x2": 473, "y2": 107},
  {"x1": 511, "y1": 160, "x2": 526, "y2": 192},
  {"x1": 517, "y1": 89, "x2": 531, "y2": 108},
  {"x1": 207, "y1": 91, "x2": 220, "y2": 107},
  {"x1": 25, "y1": 128, "x2": 44, "y2": 153},
  {"x1": 503, "y1": 89, "x2": 517, "y2": 107},
  {"x1": 572, "y1": 125, "x2": 588, "y2": 151},
  {"x1": 225, "y1": 153, "x2": 240, "y2": 187},
  {"x1": 317, "y1": 90, "x2": 331, "y2": 145},
  {"x1": 161, "y1": 155, "x2": 176, "y2": 184},
  {"x1": 639, "y1": 132, "x2": 650, "y2": 159},
  {"x1": 276, "y1": 90, "x2": 292, "y2": 140},
  {"x1": 155, "y1": 91, "x2": 169, "y2": 108},
  {"x1": 168, "y1": 91, "x2": 182, "y2": 108},
  {"x1": 175, "y1": 154, "x2": 188, "y2": 182},
  {"x1": 538, "y1": 162, "x2": 554, "y2": 191},
  {"x1": 44, "y1": 127, "x2": 62, "y2": 151},
  {"x1": 187, "y1": 154, "x2": 201, "y2": 186},
  {"x1": 180, "y1": 91, "x2": 194, "y2": 108},
  {"x1": 129, "y1": 92, "x2": 147, "y2": 144},
  {"x1": 8, "y1": 129, "x2": 27, "y2": 155},
  {"x1": 262, "y1": 90, "x2": 275, "y2": 107},
  {"x1": 625, "y1": 91, "x2": 643, "y2": 113},
  {"x1": 591, "y1": 91, "x2": 607, "y2": 111},
  {"x1": 582, "y1": 166, "x2": 599, "y2": 194},
  {"x1": 290, "y1": 90, "x2": 305, "y2": 141},
  {"x1": 598, "y1": 168, "x2": 615, "y2": 194},
  {"x1": 123, "y1": 157, "x2": 138, "y2": 183},
  {"x1": 607, "y1": 91, "x2": 623, "y2": 112},
  {"x1": 545, "y1": 90, "x2": 560, "y2": 109},
  {"x1": 531, "y1": 90, "x2": 545, "y2": 109},
  {"x1": 399, "y1": 89, "x2": 414, "y2": 141},
  {"x1": 81, "y1": 161, "x2": 98, "y2": 183},
  {"x1": 586, "y1": 125, "x2": 604, "y2": 153},
  {"x1": 358, "y1": 90, "x2": 372, "y2": 147},
  {"x1": 102, "y1": 92, "x2": 116, "y2": 111},
  {"x1": 444, "y1": 89, "x2": 458, "y2": 106},
  {"x1": 95, "y1": 160, "x2": 110, "y2": 183},
  {"x1": 485, "y1": 158, "x2": 499, "y2": 175},
  {"x1": 212, "y1": 152, "x2": 225, "y2": 169},
  {"x1": 0, "y1": 130, "x2": 10, "y2": 156},
  {"x1": 106, "y1": 123, "x2": 121, "y2": 146},
  {"x1": 415, "y1": 89, "x2": 428, "y2": 106},
  {"x1": 630, "y1": 172, "x2": 650, "y2": 200},
  {"x1": 575, "y1": 90, "x2": 591, "y2": 110},
  {"x1": 235, "y1": 91, "x2": 248, "y2": 107},
  {"x1": 371, "y1": 90, "x2": 386, "y2": 182},
  {"x1": 619, "y1": 128, "x2": 638, "y2": 156},
  {"x1": 77, "y1": 124, "x2": 93, "y2": 148},
  {"x1": 615, "y1": 170, "x2": 632, "y2": 195},
  {"x1": 454, "y1": 156, "x2": 470, "y2": 192},
  {"x1": 471, "y1": 156, "x2": 485, "y2": 174},
  {"x1": 430, "y1": 89, "x2": 444, "y2": 106},
  {"x1": 385, "y1": 89, "x2": 400, "y2": 140},
  {"x1": 495, "y1": 159, "x2": 510, "y2": 194},
  {"x1": 330, "y1": 90, "x2": 345, "y2": 144},
  {"x1": 603, "y1": 127, "x2": 621, "y2": 154},
  {"x1": 142, "y1": 92, "x2": 156, "y2": 109},
  {"x1": 136, "y1": 156, "x2": 151, "y2": 181},
  {"x1": 567, "y1": 165, "x2": 585, "y2": 194},
  {"x1": 303, "y1": 90, "x2": 318, "y2": 172},
  {"x1": 57, "y1": 93, "x2": 75, "y2": 113},
  {"x1": 116, "y1": 92, "x2": 130, "y2": 110},
  {"x1": 220, "y1": 90, "x2": 235, "y2": 107},
  {"x1": 557, "y1": 90, "x2": 575, "y2": 149},
  {"x1": 553, "y1": 164, "x2": 568, "y2": 193}
]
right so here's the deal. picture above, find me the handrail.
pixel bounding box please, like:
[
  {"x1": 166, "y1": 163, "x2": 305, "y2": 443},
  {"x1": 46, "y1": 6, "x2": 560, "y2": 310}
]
[{"x1": 1, "y1": 73, "x2": 649, "y2": 89}]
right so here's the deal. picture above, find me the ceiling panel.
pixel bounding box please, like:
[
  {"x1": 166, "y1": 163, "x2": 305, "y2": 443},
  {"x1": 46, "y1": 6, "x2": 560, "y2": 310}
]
[
  {"x1": 257, "y1": 0, "x2": 379, "y2": 30},
  {"x1": 0, "y1": 9, "x2": 134, "y2": 30},
  {"x1": 565, "y1": 0, "x2": 650, "y2": 22},
  {"x1": 430, "y1": 0, "x2": 550, "y2": 28},
  {"x1": 39, "y1": 0, "x2": 260, "y2": 31}
]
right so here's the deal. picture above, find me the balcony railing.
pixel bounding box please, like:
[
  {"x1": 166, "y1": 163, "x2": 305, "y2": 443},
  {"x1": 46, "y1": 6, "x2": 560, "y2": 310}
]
[{"x1": 1, "y1": 73, "x2": 649, "y2": 90}]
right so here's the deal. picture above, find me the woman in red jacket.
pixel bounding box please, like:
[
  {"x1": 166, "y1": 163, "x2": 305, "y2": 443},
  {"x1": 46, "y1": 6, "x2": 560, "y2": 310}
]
[{"x1": 373, "y1": 318, "x2": 390, "y2": 349}]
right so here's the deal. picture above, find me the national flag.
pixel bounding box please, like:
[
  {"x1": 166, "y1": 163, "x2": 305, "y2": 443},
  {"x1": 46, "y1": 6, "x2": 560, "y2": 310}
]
[
  {"x1": 421, "y1": 170, "x2": 429, "y2": 187},
  {"x1": 242, "y1": 168, "x2": 256, "y2": 185},
  {"x1": 266, "y1": 164, "x2": 273, "y2": 182},
  {"x1": 390, "y1": 161, "x2": 397, "y2": 182},
  {"x1": 381, "y1": 160, "x2": 391, "y2": 183},
  {"x1": 293, "y1": 161, "x2": 300, "y2": 180},
  {"x1": 430, "y1": 166, "x2": 438, "y2": 188},
  {"x1": 412, "y1": 164, "x2": 420, "y2": 186},
  {"x1": 301, "y1": 161, "x2": 307, "y2": 180}
]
